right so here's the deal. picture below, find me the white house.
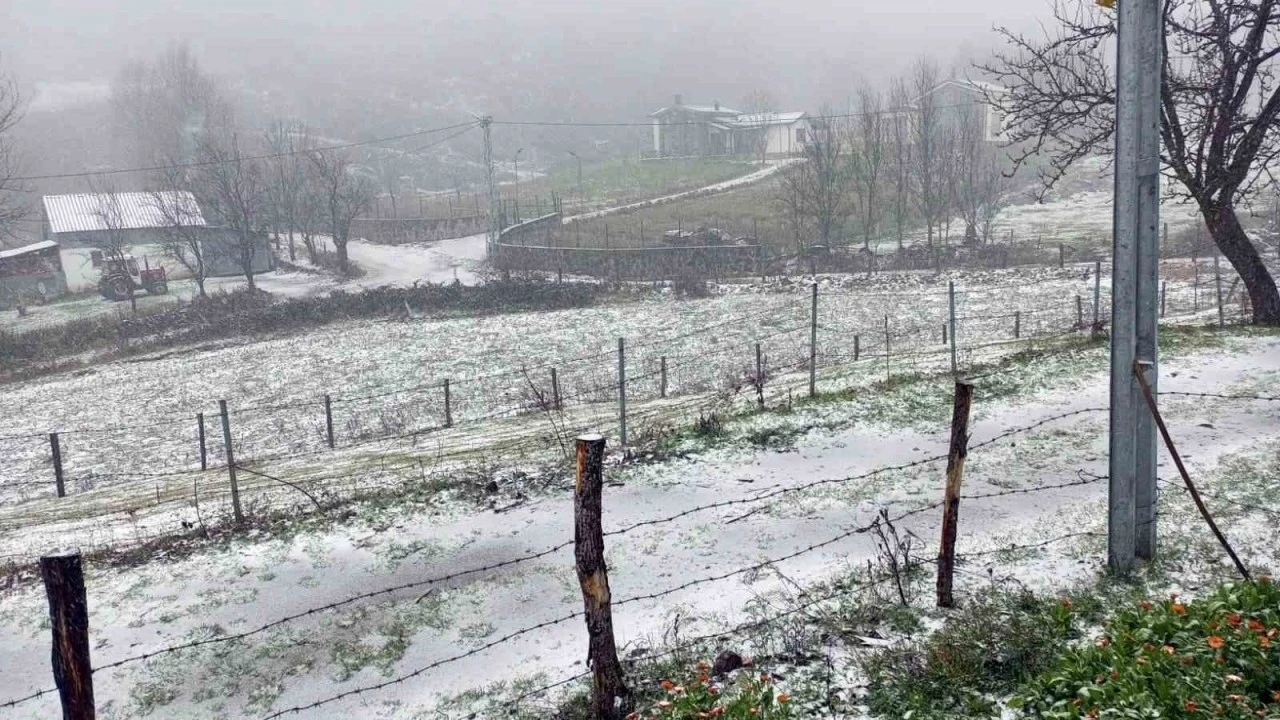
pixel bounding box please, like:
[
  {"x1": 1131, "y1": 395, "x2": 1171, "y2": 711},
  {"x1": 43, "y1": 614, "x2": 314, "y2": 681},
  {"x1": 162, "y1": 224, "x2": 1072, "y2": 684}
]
[
  {"x1": 921, "y1": 79, "x2": 1011, "y2": 143},
  {"x1": 648, "y1": 96, "x2": 809, "y2": 158}
]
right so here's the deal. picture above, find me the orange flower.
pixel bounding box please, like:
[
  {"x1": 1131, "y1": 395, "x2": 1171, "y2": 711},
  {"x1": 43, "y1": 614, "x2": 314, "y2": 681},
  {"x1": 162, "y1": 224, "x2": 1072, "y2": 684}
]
[
  {"x1": 697, "y1": 673, "x2": 710, "y2": 684},
  {"x1": 1062, "y1": 598, "x2": 1073, "y2": 609},
  {"x1": 749, "y1": 708, "x2": 759, "y2": 716},
  {"x1": 708, "y1": 707, "x2": 724, "y2": 717},
  {"x1": 1185, "y1": 700, "x2": 1198, "y2": 711},
  {"x1": 657, "y1": 700, "x2": 672, "y2": 709},
  {"x1": 1227, "y1": 613, "x2": 1242, "y2": 627},
  {"x1": 1140, "y1": 600, "x2": 1153, "y2": 610},
  {"x1": 696, "y1": 661, "x2": 711, "y2": 671},
  {"x1": 1136, "y1": 656, "x2": 1149, "y2": 665},
  {"x1": 1272, "y1": 690, "x2": 1280, "y2": 702},
  {"x1": 1208, "y1": 635, "x2": 1226, "y2": 649},
  {"x1": 1172, "y1": 602, "x2": 1187, "y2": 615},
  {"x1": 1249, "y1": 618, "x2": 1265, "y2": 631},
  {"x1": 1182, "y1": 655, "x2": 1195, "y2": 665},
  {"x1": 759, "y1": 673, "x2": 771, "y2": 683},
  {"x1": 625, "y1": 713, "x2": 638, "y2": 720},
  {"x1": 660, "y1": 679, "x2": 675, "y2": 692},
  {"x1": 1096, "y1": 636, "x2": 1111, "y2": 648},
  {"x1": 1260, "y1": 635, "x2": 1271, "y2": 648},
  {"x1": 777, "y1": 693, "x2": 790, "y2": 703},
  {"x1": 1162, "y1": 644, "x2": 1176, "y2": 654}
]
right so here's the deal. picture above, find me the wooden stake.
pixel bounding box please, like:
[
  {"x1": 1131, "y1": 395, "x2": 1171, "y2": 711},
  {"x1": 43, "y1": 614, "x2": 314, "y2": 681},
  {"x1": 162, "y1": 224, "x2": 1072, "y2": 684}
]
[
  {"x1": 1093, "y1": 260, "x2": 1102, "y2": 333},
  {"x1": 936, "y1": 381, "x2": 973, "y2": 608},
  {"x1": 41, "y1": 551, "x2": 95, "y2": 719},
  {"x1": 809, "y1": 282, "x2": 818, "y2": 398},
  {"x1": 574, "y1": 435, "x2": 632, "y2": 720},
  {"x1": 1160, "y1": 280, "x2": 1167, "y2": 318},
  {"x1": 443, "y1": 379, "x2": 453, "y2": 428},
  {"x1": 1132, "y1": 361, "x2": 1249, "y2": 580},
  {"x1": 617, "y1": 339, "x2": 627, "y2": 447},
  {"x1": 219, "y1": 400, "x2": 243, "y2": 524},
  {"x1": 551, "y1": 367, "x2": 562, "y2": 411},
  {"x1": 660, "y1": 356, "x2": 667, "y2": 398},
  {"x1": 883, "y1": 316, "x2": 891, "y2": 383},
  {"x1": 1014, "y1": 311, "x2": 1021, "y2": 339},
  {"x1": 854, "y1": 334, "x2": 860, "y2": 361},
  {"x1": 324, "y1": 395, "x2": 334, "y2": 449},
  {"x1": 197, "y1": 413, "x2": 207, "y2": 471},
  {"x1": 1076, "y1": 295, "x2": 1083, "y2": 329},
  {"x1": 51, "y1": 432, "x2": 65, "y2": 498},
  {"x1": 755, "y1": 342, "x2": 765, "y2": 410},
  {"x1": 1214, "y1": 253, "x2": 1225, "y2": 327}
]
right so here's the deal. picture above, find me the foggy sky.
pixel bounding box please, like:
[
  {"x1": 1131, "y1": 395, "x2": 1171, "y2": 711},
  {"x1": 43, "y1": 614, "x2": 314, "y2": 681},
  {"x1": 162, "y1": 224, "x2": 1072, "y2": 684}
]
[{"x1": 8, "y1": 0, "x2": 1054, "y2": 113}]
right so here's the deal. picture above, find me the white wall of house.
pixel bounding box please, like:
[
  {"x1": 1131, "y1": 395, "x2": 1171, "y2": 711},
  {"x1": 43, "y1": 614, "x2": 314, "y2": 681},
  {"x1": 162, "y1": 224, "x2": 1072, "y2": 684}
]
[
  {"x1": 652, "y1": 119, "x2": 662, "y2": 153},
  {"x1": 764, "y1": 120, "x2": 809, "y2": 156}
]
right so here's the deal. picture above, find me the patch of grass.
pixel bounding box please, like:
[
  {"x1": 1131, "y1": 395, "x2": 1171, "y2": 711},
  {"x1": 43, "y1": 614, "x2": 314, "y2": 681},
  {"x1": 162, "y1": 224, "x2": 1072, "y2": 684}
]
[{"x1": 1012, "y1": 579, "x2": 1280, "y2": 719}]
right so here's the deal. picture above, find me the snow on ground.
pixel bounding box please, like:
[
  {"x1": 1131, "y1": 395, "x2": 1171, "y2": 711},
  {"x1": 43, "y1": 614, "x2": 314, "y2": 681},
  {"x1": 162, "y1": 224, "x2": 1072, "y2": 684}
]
[
  {"x1": 562, "y1": 161, "x2": 796, "y2": 224},
  {"x1": 0, "y1": 331, "x2": 1275, "y2": 719}
]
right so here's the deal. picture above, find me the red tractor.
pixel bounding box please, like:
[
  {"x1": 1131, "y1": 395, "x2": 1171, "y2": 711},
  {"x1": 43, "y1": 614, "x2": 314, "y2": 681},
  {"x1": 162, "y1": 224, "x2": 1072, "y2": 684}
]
[{"x1": 91, "y1": 251, "x2": 168, "y2": 301}]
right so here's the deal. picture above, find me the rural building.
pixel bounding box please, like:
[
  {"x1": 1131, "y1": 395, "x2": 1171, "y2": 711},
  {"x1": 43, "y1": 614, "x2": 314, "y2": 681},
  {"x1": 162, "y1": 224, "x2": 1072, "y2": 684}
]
[
  {"x1": 41, "y1": 191, "x2": 274, "y2": 291},
  {"x1": 921, "y1": 79, "x2": 1011, "y2": 143},
  {"x1": 649, "y1": 96, "x2": 810, "y2": 158},
  {"x1": 0, "y1": 240, "x2": 68, "y2": 308}
]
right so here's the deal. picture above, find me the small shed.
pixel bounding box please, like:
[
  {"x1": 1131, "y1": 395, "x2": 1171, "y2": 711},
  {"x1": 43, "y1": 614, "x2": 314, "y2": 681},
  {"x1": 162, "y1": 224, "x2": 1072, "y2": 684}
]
[{"x1": 0, "y1": 240, "x2": 68, "y2": 308}]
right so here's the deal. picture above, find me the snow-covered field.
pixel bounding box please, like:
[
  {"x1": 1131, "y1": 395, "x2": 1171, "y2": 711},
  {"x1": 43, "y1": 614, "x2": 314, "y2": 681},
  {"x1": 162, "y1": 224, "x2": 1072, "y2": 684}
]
[{"x1": 0, "y1": 328, "x2": 1275, "y2": 720}]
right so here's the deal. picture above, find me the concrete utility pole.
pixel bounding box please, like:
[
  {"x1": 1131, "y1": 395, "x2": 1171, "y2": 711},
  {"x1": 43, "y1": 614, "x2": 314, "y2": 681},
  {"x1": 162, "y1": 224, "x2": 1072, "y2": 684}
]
[
  {"x1": 480, "y1": 116, "x2": 498, "y2": 257},
  {"x1": 1108, "y1": 0, "x2": 1163, "y2": 574}
]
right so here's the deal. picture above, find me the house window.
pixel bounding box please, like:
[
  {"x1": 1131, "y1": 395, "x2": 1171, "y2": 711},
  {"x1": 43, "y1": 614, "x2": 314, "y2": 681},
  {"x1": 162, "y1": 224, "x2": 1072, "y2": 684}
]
[{"x1": 795, "y1": 128, "x2": 806, "y2": 144}]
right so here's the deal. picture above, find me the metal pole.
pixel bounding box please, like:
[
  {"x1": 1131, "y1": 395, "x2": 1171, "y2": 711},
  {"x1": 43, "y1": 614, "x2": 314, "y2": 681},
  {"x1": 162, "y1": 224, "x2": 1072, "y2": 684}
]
[
  {"x1": 1133, "y1": 0, "x2": 1163, "y2": 561},
  {"x1": 809, "y1": 282, "x2": 818, "y2": 398},
  {"x1": 219, "y1": 400, "x2": 244, "y2": 525},
  {"x1": 948, "y1": 280, "x2": 957, "y2": 376},
  {"x1": 617, "y1": 338, "x2": 627, "y2": 448},
  {"x1": 1109, "y1": 0, "x2": 1162, "y2": 574}
]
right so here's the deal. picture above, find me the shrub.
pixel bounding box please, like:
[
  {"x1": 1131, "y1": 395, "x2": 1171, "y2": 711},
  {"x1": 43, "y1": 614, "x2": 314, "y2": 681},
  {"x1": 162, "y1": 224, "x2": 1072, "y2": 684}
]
[
  {"x1": 627, "y1": 661, "x2": 794, "y2": 720},
  {"x1": 1011, "y1": 579, "x2": 1280, "y2": 718},
  {"x1": 864, "y1": 589, "x2": 1084, "y2": 718}
]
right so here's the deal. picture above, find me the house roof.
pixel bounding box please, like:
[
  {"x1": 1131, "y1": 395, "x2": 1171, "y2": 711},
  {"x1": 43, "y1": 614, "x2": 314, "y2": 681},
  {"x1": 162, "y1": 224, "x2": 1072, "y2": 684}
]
[
  {"x1": 925, "y1": 78, "x2": 1008, "y2": 100},
  {"x1": 726, "y1": 111, "x2": 807, "y2": 128},
  {"x1": 42, "y1": 192, "x2": 207, "y2": 234},
  {"x1": 649, "y1": 103, "x2": 742, "y2": 118},
  {"x1": 0, "y1": 240, "x2": 59, "y2": 261}
]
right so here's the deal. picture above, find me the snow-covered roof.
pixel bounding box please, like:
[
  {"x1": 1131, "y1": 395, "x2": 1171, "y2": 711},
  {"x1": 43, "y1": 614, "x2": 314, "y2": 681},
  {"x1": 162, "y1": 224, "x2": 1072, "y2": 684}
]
[
  {"x1": 925, "y1": 78, "x2": 1008, "y2": 100},
  {"x1": 649, "y1": 103, "x2": 741, "y2": 118},
  {"x1": 42, "y1": 192, "x2": 207, "y2": 234},
  {"x1": 726, "y1": 111, "x2": 807, "y2": 128},
  {"x1": 0, "y1": 240, "x2": 59, "y2": 261}
]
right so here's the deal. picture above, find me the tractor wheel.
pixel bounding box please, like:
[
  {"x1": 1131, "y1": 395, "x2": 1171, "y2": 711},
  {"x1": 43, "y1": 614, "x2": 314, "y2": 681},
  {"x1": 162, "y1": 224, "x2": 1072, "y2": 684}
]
[
  {"x1": 103, "y1": 276, "x2": 132, "y2": 302},
  {"x1": 147, "y1": 280, "x2": 168, "y2": 296}
]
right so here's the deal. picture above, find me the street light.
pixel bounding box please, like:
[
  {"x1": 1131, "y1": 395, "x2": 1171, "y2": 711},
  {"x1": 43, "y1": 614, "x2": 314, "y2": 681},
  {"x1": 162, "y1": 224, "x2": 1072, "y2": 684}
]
[{"x1": 567, "y1": 150, "x2": 584, "y2": 203}]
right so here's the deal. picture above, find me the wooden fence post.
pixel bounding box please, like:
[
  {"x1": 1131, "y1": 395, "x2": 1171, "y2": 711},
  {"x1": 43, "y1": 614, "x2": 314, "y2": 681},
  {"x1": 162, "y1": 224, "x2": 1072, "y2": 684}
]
[
  {"x1": 936, "y1": 381, "x2": 974, "y2": 608},
  {"x1": 755, "y1": 342, "x2": 765, "y2": 410},
  {"x1": 219, "y1": 400, "x2": 244, "y2": 524},
  {"x1": 941, "y1": 323, "x2": 947, "y2": 345},
  {"x1": 1214, "y1": 253, "x2": 1225, "y2": 327},
  {"x1": 1160, "y1": 280, "x2": 1167, "y2": 318},
  {"x1": 1058, "y1": 243, "x2": 1065, "y2": 268},
  {"x1": 197, "y1": 413, "x2": 207, "y2": 471},
  {"x1": 443, "y1": 380, "x2": 453, "y2": 428},
  {"x1": 574, "y1": 435, "x2": 632, "y2": 720},
  {"x1": 1093, "y1": 260, "x2": 1102, "y2": 333},
  {"x1": 617, "y1": 339, "x2": 627, "y2": 448},
  {"x1": 551, "y1": 368, "x2": 562, "y2": 411},
  {"x1": 323, "y1": 395, "x2": 334, "y2": 449},
  {"x1": 51, "y1": 432, "x2": 65, "y2": 498},
  {"x1": 809, "y1": 282, "x2": 818, "y2": 398},
  {"x1": 41, "y1": 551, "x2": 95, "y2": 719},
  {"x1": 1014, "y1": 311, "x2": 1021, "y2": 339},
  {"x1": 883, "y1": 315, "x2": 891, "y2": 384},
  {"x1": 660, "y1": 356, "x2": 667, "y2": 398},
  {"x1": 1076, "y1": 295, "x2": 1084, "y2": 329}
]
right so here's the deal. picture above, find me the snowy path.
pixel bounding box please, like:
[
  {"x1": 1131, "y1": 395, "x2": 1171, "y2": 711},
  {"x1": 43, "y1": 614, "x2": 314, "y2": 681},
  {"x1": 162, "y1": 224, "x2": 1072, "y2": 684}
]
[
  {"x1": 561, "y1": 161, "x2": 796, "y2": 224},
  {"x1": 1, "y1": 336, "x2": 1276, "y2": 719}
]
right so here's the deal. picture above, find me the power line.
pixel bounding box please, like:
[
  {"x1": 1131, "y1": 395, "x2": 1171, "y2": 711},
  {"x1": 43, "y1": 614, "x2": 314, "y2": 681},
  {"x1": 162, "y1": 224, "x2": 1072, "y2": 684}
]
[{"x1": 9, "y1": 122, "x2": 480, "y2": 183}]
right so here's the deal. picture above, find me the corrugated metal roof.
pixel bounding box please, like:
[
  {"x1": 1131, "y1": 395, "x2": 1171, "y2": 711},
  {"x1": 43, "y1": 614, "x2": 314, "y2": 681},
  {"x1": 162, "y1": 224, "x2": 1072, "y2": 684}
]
[
  {"x1": 42, "y1": 192, "x2": 207, "y2": 234},
  {"x1": 0, "y1": 240, "x2": 58, "y2": 260}
]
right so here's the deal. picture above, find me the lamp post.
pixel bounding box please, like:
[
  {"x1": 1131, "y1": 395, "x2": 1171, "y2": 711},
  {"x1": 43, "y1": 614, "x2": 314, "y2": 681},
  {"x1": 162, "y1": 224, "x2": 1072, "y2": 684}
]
[{"x1": 568, "y1": 150, "x2": 584, "y2": 204}]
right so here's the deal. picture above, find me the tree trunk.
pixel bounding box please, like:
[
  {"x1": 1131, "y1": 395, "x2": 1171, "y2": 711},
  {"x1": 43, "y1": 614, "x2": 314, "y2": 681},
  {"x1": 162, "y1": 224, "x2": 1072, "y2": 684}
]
[
  {"x1": 1204, "y1": 202, "x2": 1280, "y2": 324},
  {"x1": 336, "y1": 239, "x2": 350, "y2": 276}
]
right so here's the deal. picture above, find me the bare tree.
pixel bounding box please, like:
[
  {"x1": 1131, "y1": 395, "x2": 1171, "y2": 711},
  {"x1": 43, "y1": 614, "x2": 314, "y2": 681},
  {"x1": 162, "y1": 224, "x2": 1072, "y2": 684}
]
[
  {"x1": 775, "y1": 108, "x2": 855, "y2": 253},
  {"x1": 910, "y1": 57, "x2": 946, "y2": 247},
  {"x1": 192, "y1": 133, "x2": 267, "y2": 291},
  {"x1": 888, "y1": 78, "x2": 915, "y2": 250},
  {"x1": 146, "y1": 168, "x2": 210, "y2": 297},
  {"x1": 983, "y1": 0, "x2": 1280, "y2": 324},
  {"x1": 0, "y1": 62, "x2": 25, "y2": 236},
  {"x1": 740, "y1": 89, "x2": 779, "y2": 165},
  {"x1": 264, "y1": 121, "x2": 314, "y2": 262},
  {"x1": 953, "y1": 108, "x2": 1011, "y2": 245},
  {"x1": 308, "y1": 148, "x2": 374, "y2": 276},
  {"x1": 850, "y1": 87, "x2": 889, "y2": 250},
  {"x1": 111, "y1": 43, "x2": 232, "y2": 168}
]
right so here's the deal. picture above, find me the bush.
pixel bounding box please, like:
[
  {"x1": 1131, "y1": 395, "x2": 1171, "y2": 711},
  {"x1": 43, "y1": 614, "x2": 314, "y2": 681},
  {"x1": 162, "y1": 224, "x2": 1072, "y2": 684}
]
[
  {"x1": 1012, "y1": 579, "x2": 1280, "y2": 719},
  {"x1": 627, "y1": 661, "x2": 794, "y2": 720},
  {"x1": 864, "y1": 589, "x2": 1085, "y2": 718}
]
